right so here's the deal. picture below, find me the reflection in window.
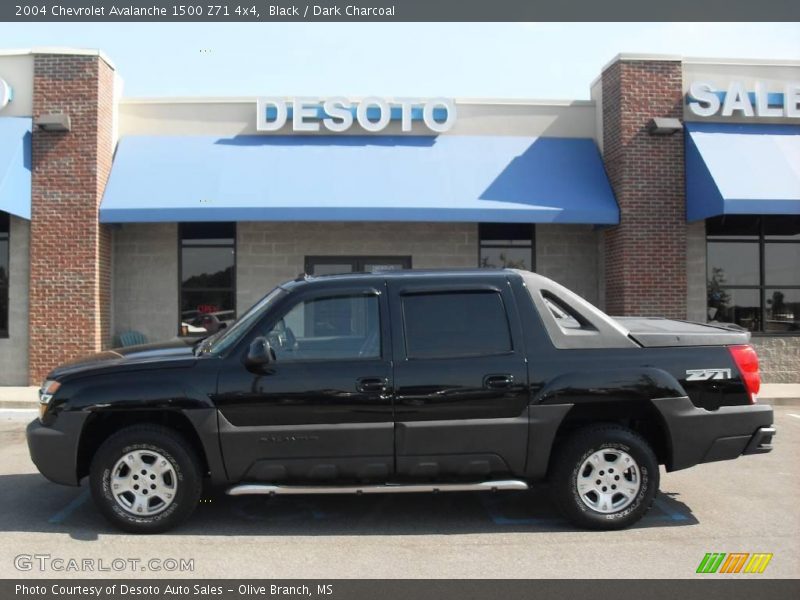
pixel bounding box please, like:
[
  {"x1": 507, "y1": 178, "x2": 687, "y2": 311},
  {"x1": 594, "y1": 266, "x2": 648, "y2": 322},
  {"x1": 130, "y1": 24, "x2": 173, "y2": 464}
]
[
  {"x1": 0, "y1": 212, "x2": 8, "y2": 338},
  {"x1": 479, "y1": 223, "x2": 535, "y2": 271},
  {"x1": 708, "y1": 288, "x2": 761, "y2": 331},
  {"x1": 707, "y1": 242, "x2": 759, "y2": 285},
  {"x1": 267, "y1": 294, "x2": 380, "y2": 361},
  {"x1": 706, "y1": 215, "x2": 800, "y2": 333},
  {"x1": 402, "y1": 291, "x2": 512, "y2": 359},
  {"x1": 765, "y1": 289, "x2": 800, "y2": 333},
  {"x1": 305, "y1": 256, "x2": 411, "y2": 275},
  {"x1": 179, "y1": 223, "x2": 236, "y2": 336},
  {"x1": 765, "y1": 244, "x2": 800, "y2": 286}
]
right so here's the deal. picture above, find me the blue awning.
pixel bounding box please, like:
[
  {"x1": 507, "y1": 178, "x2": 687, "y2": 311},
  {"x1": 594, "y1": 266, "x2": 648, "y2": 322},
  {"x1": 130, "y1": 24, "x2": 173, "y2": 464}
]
[
  {"x1": 0, "y1": 118, "x2": 32, "y2": 220},
  {"x1": 100, "y1": 134, "x2": 619, "y2": 224},
  {"x1": 686, "y1": 122, "x2": 800, "y2": 221}
]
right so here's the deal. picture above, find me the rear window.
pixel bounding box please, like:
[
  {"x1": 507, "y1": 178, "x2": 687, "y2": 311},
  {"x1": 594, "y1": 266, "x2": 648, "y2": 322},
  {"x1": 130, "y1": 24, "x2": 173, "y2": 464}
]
[
  {"x1": 402, "y1": 291, "x2": 512, "y2": 359},
  {"x1": 542, "y1": 292, "x2": 596, "y2": 332}
]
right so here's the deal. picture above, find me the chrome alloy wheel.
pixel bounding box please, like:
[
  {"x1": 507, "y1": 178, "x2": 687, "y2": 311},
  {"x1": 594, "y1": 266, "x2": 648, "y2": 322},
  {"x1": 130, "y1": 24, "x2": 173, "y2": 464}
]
[
  {"x1": 576, "y1": 448, "x2": 641, "y2": 514},
  {"x1": 110, "y1": 450, "x2": 178, "y2": 516}
]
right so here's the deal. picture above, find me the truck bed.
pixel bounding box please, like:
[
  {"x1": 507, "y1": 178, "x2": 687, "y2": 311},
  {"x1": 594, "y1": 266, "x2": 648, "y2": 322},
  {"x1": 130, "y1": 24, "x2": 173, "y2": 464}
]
[{"x1": 614, "y1": 317, "x2": 750, "y2": 347}]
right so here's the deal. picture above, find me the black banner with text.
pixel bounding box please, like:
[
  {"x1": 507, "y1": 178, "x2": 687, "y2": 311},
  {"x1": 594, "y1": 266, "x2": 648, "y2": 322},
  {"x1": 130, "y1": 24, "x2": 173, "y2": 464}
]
[{"x1": 2, "y1": 0, "x2": 800, "y2": 22}]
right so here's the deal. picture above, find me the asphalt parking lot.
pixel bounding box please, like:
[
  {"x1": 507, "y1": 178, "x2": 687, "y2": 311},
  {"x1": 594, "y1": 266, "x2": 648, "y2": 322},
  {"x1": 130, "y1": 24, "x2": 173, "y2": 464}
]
[{"x1": 0, "y1": 406, "x2": 798, "y2": 579}]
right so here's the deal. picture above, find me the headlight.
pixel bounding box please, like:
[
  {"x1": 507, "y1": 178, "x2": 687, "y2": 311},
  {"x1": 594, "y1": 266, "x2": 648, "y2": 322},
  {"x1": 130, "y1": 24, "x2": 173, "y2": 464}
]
[{"x1": 39, "y1": 380, "x2": 61, "y2": 420}]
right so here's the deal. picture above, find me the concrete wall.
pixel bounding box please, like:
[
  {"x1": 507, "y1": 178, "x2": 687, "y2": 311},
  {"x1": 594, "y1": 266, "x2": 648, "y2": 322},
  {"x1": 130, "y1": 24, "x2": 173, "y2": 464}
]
[
  {"x1": 112, "y1": 223, "x2": 178, "y2": 344},
  {"x1": 119, "y1": 98, "x2": 597, "y2": 139},
  {"x1": 682, "y1": 59, "x2": 800, "y2": 125},
  {"x1": 535, "y1": 224, "x2": 601, "y2": 306},
  {"x1": 0, "y1": 216, "x2": 29, "y2": 385},
  {"x1": 686, "y1": 220, "x2": 707, "y2": 322},
  {"x1": 751, "y1": 337, "x2": 800, "y2": 384},
  {"x1": 237, "y1": 222, "x2": 477, "y2": 312}
]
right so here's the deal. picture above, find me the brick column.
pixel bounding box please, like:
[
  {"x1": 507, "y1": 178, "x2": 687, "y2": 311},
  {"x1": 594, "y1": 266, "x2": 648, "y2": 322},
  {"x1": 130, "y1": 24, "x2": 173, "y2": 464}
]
[
  {"x1": 601, "y1": 58, "x2": 687, "y2": 318},
  {"x1": 28, "y1": 53, "x2": 115, "y2": 383}
]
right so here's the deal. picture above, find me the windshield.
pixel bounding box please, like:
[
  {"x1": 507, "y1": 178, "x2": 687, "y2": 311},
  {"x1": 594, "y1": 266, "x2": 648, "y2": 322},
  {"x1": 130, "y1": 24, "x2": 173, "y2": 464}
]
[{"x1": 200, "y1": 287, "x2": 286, "y2": 356}]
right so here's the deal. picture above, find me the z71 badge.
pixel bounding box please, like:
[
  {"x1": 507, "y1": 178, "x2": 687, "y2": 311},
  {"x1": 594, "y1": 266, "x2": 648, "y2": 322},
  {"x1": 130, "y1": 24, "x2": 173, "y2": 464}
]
[{"x1": 686, "y1": 368, "x2": 732, "y2": 381}]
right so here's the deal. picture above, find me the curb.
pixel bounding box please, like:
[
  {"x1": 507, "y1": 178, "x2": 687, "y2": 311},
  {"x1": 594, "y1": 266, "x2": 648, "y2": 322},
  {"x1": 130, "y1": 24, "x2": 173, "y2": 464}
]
[{"x1": 0, "y1": 401, "x2": 39, "y2": 409}]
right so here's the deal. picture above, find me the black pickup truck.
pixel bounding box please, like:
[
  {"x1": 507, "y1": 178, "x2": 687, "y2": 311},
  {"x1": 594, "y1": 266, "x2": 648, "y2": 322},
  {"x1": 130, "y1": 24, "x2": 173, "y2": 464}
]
[{"x1": 27, "y1": 269, "x2": 775, "y2": 533}]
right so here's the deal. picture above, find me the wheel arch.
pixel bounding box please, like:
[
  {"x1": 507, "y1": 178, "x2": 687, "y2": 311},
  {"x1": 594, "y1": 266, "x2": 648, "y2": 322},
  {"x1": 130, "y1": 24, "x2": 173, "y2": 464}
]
[
  {"x1": 76, "y1": 409, "x2": 211, "y2": 482},
  {"x1": 543, "y1": 399, "x2": 672, "y2": 477}
]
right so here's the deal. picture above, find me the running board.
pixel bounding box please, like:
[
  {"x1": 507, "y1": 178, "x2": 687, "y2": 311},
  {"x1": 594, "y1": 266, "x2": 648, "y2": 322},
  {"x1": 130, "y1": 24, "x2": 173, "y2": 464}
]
[{"x1": 226, "y1": 479, "x2": 529, "y2": 496}]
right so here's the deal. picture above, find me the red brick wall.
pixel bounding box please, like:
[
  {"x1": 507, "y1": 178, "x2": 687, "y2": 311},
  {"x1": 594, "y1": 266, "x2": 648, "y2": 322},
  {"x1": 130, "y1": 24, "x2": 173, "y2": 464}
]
[
  {"x1": 602, "y1": 59, "x2": 687, "y2": 318},
  {"x1": 28, "y1": 54, "x2": 115, "y2": 383}
]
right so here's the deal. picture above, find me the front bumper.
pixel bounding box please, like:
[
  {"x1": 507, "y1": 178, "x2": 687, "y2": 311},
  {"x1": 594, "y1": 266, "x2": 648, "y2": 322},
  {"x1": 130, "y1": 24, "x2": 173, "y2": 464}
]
[
  {"x1": 26, "y1": 412, "x2": 89, "y2": 486},
  {"x1": 651, "y1": 397, "x2": 775, "y2": 471}
]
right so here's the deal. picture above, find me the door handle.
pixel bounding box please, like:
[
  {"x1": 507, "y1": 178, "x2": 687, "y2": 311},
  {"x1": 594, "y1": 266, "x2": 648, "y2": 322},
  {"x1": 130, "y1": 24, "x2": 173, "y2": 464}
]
[
  {"x1": 356, "y1": 377, "x2": 388, "y2": 393},
  {"x1": 484, "y1": 374, "x2": 514, "y2": 390}
]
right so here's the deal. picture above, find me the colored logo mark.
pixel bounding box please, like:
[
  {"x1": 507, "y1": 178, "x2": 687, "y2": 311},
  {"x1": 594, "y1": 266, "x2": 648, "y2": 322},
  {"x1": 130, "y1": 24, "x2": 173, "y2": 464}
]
[{"x1": 696, "y1": 552, "x2": 773, "y2": 574}]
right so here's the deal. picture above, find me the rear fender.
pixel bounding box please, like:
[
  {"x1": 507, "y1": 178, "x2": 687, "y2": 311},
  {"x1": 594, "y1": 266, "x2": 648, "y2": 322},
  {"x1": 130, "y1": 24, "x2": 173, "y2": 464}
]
[{"x1": 534, "y1": 367, "x2": 686, "y2": 406}]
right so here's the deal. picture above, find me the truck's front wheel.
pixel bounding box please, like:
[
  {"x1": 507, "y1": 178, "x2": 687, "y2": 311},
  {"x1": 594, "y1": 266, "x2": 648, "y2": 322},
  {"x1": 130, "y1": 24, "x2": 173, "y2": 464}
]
[
  {"x1": 550, "y1": 425, "x2": 659, "y2": 530},
  {"x1": 89, "y1": 425, "x2": 202, "y2": 534}
]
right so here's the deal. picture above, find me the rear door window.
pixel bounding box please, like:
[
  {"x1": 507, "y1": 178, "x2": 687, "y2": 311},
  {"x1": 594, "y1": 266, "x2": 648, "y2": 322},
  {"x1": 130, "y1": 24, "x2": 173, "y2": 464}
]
[{"x1": 402, "y1": 291, "x2": 512, "y2": 359}]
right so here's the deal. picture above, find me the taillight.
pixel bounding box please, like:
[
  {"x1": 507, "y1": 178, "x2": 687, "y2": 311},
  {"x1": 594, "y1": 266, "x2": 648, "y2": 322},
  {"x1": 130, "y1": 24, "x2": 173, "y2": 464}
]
[{"x1": 729, "y1": 344, "x2": 761, "y2": 403}]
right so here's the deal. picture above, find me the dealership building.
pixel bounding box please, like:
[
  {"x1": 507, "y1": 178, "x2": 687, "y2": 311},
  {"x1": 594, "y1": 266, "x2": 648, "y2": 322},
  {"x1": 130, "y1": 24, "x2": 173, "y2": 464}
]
[{"x1": 0, "y1": 48, "x2": 798, "y2": 386}]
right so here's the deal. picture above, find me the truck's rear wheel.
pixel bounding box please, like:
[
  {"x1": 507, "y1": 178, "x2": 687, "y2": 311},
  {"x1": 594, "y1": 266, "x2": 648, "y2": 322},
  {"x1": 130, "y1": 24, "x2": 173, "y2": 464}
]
[
  {"x1": 550, "y1": 425, "x2": 659, "y2": 530},
  {"x1": 90, "y1": 425, "x2": 201, "y2": 534}
]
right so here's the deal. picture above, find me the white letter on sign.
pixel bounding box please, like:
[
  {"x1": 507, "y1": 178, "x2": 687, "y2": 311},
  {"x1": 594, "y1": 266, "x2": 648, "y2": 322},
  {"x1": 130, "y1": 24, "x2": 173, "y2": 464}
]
[
  {"x1": 423, "y1": 98, "x2": 456, "y2": 133},
  {"x1": 0, "y1": 79, "x2": 12, "y2": 110},
  {"x1": 293, "y1": 97, "x2": 320, "y2": 132},
  {"x1": 357, "y1": 97, "x2": 391, "y2": 132},
  {"x1": 397, "y1": 98, "x2": 420, "y2": 132},
  {"x1": 322, "y1": 97, "x2": 353, "y2": 132},
  {"x1": 257, "y1": 98, "x2": 287, "y2": 131},
  {"x1": 754, "y1": 82, "x2": 782, "y2": 118},
  {"x1": 687, "y1": 82, "x2": 720, "y2": 117},
  {"x1": 721, "y1": 82, "x2": 754, "y2": 117}
]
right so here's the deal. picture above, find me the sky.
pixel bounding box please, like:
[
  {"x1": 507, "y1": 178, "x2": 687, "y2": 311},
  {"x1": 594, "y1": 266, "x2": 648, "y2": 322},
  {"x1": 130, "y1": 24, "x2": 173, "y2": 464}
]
[{"x1": 0, "y1": 22, "x2": 798, "y2": 99}]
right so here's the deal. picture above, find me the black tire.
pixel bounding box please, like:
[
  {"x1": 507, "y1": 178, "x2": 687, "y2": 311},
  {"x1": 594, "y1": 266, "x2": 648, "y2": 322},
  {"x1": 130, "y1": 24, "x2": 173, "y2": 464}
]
[
  {"x1": 89, "y1": 425, "x2": 202, "y2": 534},
  {"x1": 550, "y1": 425, "x2": 659, "y2": 530}
]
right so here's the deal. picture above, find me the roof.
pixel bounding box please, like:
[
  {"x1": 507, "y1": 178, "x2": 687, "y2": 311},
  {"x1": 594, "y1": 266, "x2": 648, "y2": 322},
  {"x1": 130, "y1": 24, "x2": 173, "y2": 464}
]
[
  {"x1": 99, "y1": 134, "x2": 620, "y2": 225},
  {"x1": 280, "y1": 267, "x2": 517, "y2": 288},
  {"x1": 685, "y1": 122, "x2": 800, "y2": 221},
  {"x1": 0, "y1": 117, "x2": 31, "y2": 220}
]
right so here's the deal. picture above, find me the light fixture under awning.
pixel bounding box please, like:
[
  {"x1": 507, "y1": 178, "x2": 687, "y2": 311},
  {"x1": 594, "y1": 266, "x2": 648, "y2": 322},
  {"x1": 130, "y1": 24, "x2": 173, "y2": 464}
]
[
  {"x1": 0, "y1": 118, "x2": 32, "y2": 220},
  {"x1": 100, "y1": 134, "x2": 619, "y2": 225},
  {"x1": 686, "y1": 122, "x2": 800, "y2": 221}
]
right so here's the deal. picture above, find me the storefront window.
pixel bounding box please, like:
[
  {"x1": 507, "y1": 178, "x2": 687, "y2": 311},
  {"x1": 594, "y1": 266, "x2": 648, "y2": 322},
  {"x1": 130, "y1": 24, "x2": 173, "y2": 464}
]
[
  {"x1": 0, "y1": 212, "x2": 8, "y2": 338},
  {"x1": 179, "y1": 222, "x2": 236, "y2": 336},
  {"x1": 479, "y1": 223, "x2": 535, "y2": 271},
  {"x1": 706, "y1": 215, "x2": 800, "y2": 333},
  {"x1": 305, "y1": 256, "x2": 411, "y2": 275}
]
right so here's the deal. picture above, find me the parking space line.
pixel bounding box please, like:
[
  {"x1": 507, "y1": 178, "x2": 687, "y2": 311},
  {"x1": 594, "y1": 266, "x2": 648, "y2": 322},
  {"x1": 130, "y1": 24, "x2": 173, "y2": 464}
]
[
  {"x1": 48, "y1": 489, "x2": 90, "y2": 525},
  {"x1": 479, "y1": 495, "x2": 561, "y2": 526},
  {"x1": 787, "y1": 413, "x2": 800, "y2": 420}
]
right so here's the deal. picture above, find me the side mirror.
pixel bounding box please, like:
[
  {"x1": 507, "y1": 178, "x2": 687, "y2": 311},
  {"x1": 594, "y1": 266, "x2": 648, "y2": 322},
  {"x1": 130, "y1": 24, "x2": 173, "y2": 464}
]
[{"x1": 245, "y1": 336, "x2": 274, "y2": 369}]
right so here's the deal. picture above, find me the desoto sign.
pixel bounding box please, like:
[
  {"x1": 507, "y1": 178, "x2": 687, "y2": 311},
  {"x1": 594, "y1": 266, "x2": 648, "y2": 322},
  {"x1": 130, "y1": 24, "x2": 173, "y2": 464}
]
[
  {"x1": 256, "y1": 97, "x2": 457, "y2": 133},
  {"x1": 687, "y1": 80, "x2": 800, "y2": 118}
]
